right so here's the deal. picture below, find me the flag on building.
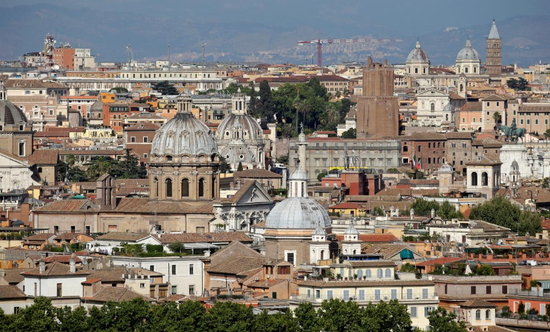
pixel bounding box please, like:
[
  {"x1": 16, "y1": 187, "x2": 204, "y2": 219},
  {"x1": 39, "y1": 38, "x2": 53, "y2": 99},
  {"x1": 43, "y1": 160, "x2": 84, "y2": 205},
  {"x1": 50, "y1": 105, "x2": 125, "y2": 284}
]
[
  {"x1": 411, "y1": 154, "x2": 416, "y2": 168},
  {"x1": 417, "y1": 158, "x2": 422, "y2": 170}
]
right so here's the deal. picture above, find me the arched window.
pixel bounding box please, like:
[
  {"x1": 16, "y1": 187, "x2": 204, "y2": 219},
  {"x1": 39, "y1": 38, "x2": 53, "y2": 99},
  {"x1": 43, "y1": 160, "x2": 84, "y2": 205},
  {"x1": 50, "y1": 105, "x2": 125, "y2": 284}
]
[
  {"x1": 471, "y1": 172, "x2": 478, "y2": 186},
  {"x1": 357, "y1": 269, "x2": 363, "y2": 278},
  {"x1": 465, "y1": 67, "x2": 469, "y2": 74},
  {"x1": 475, "y1": 309, "x2": 481, "y2": 320},
  {"x1": 377, "y1": 268, "x2": 383, "y2": 278},
  {"x1": 199, "y1": 178, "x2": 205, "y2": 198},
  {"x1": 181, "y1": 179, "x2": 189, "y2": 198},
  {"x1": 165, "y1": 178, "x2": 173, "y2": 198},
  {"x1": 485, "y1": 309, "x2": 491, "y2": 320},
  {"x1": 385, "y1": 268, "x2": 392, "y2": 278},
  {"x1": 320, "y1": 250, "x2": 325, "y2": 260},
  {"x1": 482, "y1": 172, "x2": 488, "y2": 186},
  {"x1": 430, "y1": 103, "x2": 435, "y2": 111},
  {"x1": 212, "y1": 178, "x2": 216, "y2": 198},
  {"x1": 366, "y1": 269, "x2": 372, "y2": 278},
  {"x1": 415, "y1": 68, "x2": 418, "y2": 74},
  {"x1": 154, "y1": 177, "x2": 159, "y2": 197}
]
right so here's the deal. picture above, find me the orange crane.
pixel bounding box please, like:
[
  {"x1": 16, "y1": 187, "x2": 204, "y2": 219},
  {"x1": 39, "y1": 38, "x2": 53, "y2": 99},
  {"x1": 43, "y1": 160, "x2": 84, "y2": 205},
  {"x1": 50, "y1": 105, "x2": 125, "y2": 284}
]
[{"x1": 298, "y1": 38, "x2": 403, "y2": 67}]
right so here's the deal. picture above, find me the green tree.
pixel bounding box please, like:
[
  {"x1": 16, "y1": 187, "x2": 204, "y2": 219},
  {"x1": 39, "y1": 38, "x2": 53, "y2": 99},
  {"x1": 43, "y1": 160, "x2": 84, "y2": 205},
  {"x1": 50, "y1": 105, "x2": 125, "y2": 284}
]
[
  {"x1": 317, "y1": 299, "x2": 362, "y2": 332},
  {"x1": 372, "y1": 206, "x2": 385, "y2": 216},
  {"x1": 248, "y1": 82, "x2": 260, "y2": 118},
  {"x1": 438, "y1": 201, "x2": 464, "y2": 219},
  {"x1": 507, "y1": 77, "x2": 529, "y2": 91},
  {"x1": 110, "y1": 86, "x2": 129, "y2": 93},
  {"x1": 206, "y1": 301, "x2": 254, "y2": 332},
  {"x1": 518, "y1": 302, "x2": 525, "y2": 314},
  {"x1": 294, "y1": 302, "x2": 319, "y2": 332},
  {"x1": 218, "y1": 156, "x2": 231, "y2": 173},
  {"x1": 117, "y1": 149, "x2": 147, "y2": 179},
  {"x1": 11, "y1": 297, "x2": 60, "y2": 332},
  {"x1": 56, "y1": 306, "x2": 88, "y2": 332},
  {"x1": 237, "y1": 161, "x2": 244, "y2": 172},
  {"x1": 427, "y1": 307, "x2": 466, "y2": 332},
  {"x1": 168, "y1": 241, "x2": 185, "y2": 254},
  {"x1": 259, "y1": 80, "x2": 276, "y2": 122},
  {"x1": 493, "y1": 111, "x2": 501, "y2": 124},
  {"x1": 252, "y1": 311, "x2": 299, "y2": 332},
  {"x1": 410, "y1": 198, "x2": 440, "y2": 217},
  {"x1": 362, "y1": 300, "x2": 413, "y2": 332},
  {"x1": 317, "y1": 170, "x2": 328, "y2": 182},
  {"x1": 152, "y1": 81, "x2": 179, "y2": 95},
  {"x1": 400, "y1": 263, "x2": 417, "y2": 273},
  {"x1": 468, "y1": 195, "x2": 541, "y2": 235},
  {"x1": 341, "y1": 128, "x2": 356, "y2": 139}
]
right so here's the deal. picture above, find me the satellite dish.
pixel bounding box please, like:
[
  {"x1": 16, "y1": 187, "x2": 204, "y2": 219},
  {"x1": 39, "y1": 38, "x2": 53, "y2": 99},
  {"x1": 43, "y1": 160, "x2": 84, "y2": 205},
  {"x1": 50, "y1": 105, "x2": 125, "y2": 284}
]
[{"x1": 53, "y1": 65, "x2": 60, "y2": 70}]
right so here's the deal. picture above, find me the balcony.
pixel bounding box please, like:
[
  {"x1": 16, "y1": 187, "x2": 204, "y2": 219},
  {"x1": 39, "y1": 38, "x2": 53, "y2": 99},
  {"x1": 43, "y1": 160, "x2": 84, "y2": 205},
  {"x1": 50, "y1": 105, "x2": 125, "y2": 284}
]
[{"x1": 292, "y1": 292, "x2": 439, "y2": 303}]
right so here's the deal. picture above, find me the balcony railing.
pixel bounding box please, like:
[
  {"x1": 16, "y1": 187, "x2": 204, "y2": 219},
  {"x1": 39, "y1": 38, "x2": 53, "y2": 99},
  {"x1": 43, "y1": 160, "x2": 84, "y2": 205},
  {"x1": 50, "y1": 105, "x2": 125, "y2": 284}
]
[{"x1": 292, "y1": 292, "x2": 438, "y2": 303}]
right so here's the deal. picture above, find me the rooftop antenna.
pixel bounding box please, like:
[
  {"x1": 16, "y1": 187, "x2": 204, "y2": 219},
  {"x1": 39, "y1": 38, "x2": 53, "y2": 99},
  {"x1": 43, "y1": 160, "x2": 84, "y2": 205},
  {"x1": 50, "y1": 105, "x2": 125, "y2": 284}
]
[{"x1": 202, "y1": 43, "x2": 206, "y2": 65}]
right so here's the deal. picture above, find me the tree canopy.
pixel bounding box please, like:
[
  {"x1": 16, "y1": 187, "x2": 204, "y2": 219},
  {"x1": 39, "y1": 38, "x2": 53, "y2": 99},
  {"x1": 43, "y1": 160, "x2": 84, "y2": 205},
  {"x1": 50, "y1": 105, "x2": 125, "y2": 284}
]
[
  {"x1": 410, "y1": 199, "x2": 464, "y2": 219},
  {"x1": 468, "y1": 195, "x2": 542, "y2": 236},
  {"x1": 506, "y1": 78, "x2": 529, "y2": 91},
  {"x1": 0, "y1": 297, "x2": 456, "y2": 332},
  {"x1": 152, "y1": 81, "x2": 179, "y2": 95}
]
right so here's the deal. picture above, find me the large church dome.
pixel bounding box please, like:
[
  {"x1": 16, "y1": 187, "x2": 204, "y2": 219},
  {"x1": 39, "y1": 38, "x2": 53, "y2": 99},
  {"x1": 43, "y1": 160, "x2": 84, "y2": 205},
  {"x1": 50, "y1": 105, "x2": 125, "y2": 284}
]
[
  {"x1": 456, "y1": 39, "x2": 480, "y2": 61},
  {"x1": 407, "y1": 40, "x2": 429, "y2": 62},
  {"x1": 216, "y1": 113, "x2": 263, "y2": 142},
  {"x1": 150, "y1": 96, "x2": 217, "y2": 158},
  {"x1": 0, "y1": 100, "x2": 28, "y2": 126}
]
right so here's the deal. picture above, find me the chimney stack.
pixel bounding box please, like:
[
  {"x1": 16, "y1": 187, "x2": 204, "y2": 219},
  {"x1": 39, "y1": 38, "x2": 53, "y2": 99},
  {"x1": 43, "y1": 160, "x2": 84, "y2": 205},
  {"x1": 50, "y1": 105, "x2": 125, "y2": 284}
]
[
  {"x1": 39, "y1": 258, "x2": 45, "y2": 274},
  {"x1": 69, "y1": 254, "x2": 76, "y2": 273}
]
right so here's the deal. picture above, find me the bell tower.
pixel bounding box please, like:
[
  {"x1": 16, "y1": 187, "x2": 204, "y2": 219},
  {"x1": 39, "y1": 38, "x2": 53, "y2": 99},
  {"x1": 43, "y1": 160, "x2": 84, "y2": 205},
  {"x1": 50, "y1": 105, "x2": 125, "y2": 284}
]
[{"x1": 486, "y1": 20, "x2": 502, "y2": 77}]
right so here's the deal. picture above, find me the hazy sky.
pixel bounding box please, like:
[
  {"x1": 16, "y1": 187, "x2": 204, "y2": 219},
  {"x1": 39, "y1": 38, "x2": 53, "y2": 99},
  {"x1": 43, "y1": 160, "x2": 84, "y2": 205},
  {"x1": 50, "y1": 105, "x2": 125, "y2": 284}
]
[{"x1": 2, "y1": 0, "x2": 550, "y2": 37}]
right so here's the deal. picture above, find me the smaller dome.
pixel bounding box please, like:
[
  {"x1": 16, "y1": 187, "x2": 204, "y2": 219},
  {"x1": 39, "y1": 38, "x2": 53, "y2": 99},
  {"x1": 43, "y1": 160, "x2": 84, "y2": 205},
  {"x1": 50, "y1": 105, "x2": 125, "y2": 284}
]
[
  {"x1": 511, "y1": 160, "x2": 519, "y2": 171},
  {"x1": 344, "y1": 223, "x2": 359, "y2": 236},
  {"x1": 439, "y1": 163, "x2": 453, "y2": 173},
  {"x1": 456, "y1": 39, "x2": 480, "y2": 61},
  {"x1": 406, "y1": 40, "x2": 429, "y2": 63},
  {"x1": 443, "y1": 103, "x2": 455, "y2": 112},
  {"x1": 266, "y1": 198, "x2": 331, "y2": 229},
  {"x1": 0, "y1": 100, "x2": 28, "y2": 125},
  {"x1": 312, "y1": 226, "x2": 327, "y2": 236},
  {"x1": 89, "y1": 100, "x2": 104, "y2": 112},
  {"x1": 290, "y1": 167, "x2": 307, "y2": 181}
]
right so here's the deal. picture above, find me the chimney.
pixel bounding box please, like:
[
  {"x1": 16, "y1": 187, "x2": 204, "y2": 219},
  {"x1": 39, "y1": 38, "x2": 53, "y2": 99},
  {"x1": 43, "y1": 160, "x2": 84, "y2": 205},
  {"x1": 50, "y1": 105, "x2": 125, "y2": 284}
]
[
  {"x1": 69, "y1": 255, "x2": 76, "y2": 274},
  {"x1": 0, "y1": 269, "x2": 5, "y2": 278},
  {"x1": 39, "y1": 258, "x2": 45, "y2": 274}
]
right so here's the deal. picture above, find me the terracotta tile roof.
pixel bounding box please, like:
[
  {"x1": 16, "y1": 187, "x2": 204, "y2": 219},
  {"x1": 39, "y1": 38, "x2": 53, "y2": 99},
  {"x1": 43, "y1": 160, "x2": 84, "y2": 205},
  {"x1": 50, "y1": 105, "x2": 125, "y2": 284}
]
[
  {"x1": 336, "y1": 260, "x2": 397, "y2": 268},
  {"x1": 234, "y1": 169, "x2": 282, "y2": 179},
  {"x1": 96, "y1": 232, "x2": 150, "y2": 242},
  {"x1": 28, "y1": 150, "x2": 58, "y2": 165},
  {"x1": 415, "y1": 257, "x2": 464, "y2": 267},
  {"x1": 87, "y1": 267, "x2": 162, "y2": 283},
  {"x1": 44, "y1": 255, "x2": 83, "y2": 264},
  {"x1": 24, "y1": 233, "x2": 55, "y2": 241},
  {"x1": 461, "y1": 102, "x2": 483, "y2": 112},
  {"x1": 460, "y1": 299, "x2": 497, "y2": 308},
  {"x1": 54, "y1": 233, "x2": 92, "y2": 241},
  {"x1": 112, "y1": 198, "x2": 213, "y2": 214},
  {"x1": 246, "y1": 279, "x2": 286, "y2": 289},
  {"x1": 22, "y1": 261, "x2": 90, "y2": 277},
  {"x1": 1, "y1": 269, "x2": 31, "y2": 284},
  {"x1": 84, "y1": 286, "x2": 147, "y2": 303},
  {"x1": 446, "y1": 132, "x2": 473, "y2": 139},
  {"x1": 4, "y1": 79, "x2": 66, "y2": 89},
  {"x1": 58, "y1": 150, "x2": 125, "y2": 156},
  {"x1": 0, "y1": 285, "x2": 26, "y2": 299},
  {"x1": 33, "y1": 199, "x2": 98, "y2": 213},
  {"x1": 124, "y1": 122, "x2": 160, "y2": 131},
  {"x1": 208, "y1": 256, "x2": 268, "y2": 275},
  {"x1": 155, "y1": 232, "x2": 251, "y2": 244},
  {"x1": 362, "y1": 243, "x2": 420, "y2": 259},
  {"x1": 329, "y1": 202, "x2": 363, "y2": 210}
]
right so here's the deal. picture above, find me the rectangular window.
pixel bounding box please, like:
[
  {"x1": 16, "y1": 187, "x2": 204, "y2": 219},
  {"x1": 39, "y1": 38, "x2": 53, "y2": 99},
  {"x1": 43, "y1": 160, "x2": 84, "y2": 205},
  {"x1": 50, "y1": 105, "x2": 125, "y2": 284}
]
[
  {"x1": 171, "y1": 286, "x2": 177, "y2": 295},
  {"x1": 189, "y1": 285, "x2": 195, "y2": 295},
  {"x1": 359, "y1": 290, "x2": 365, "y2": 300},
  {"x1": 343, "y1": 290, "x2": 350, "y2": 301},
  {"x1": 171, "y1": 265, "x2": 176, "y2": 275},
  {"x1": 541, "y1": 304, "x2": 546, "y2": 316},
  {"x1": 56, "y1": 283, "x2": 62, "y2": 297},
  {"x1": 486, "y1": 285, "x2": 491, "y2": 294},
  {"x1": 374, "y1": 289, "x2": 381, "y2": 300},
  {"x1": 422, "y1": 288, "x2": 429, "y2": 299},
  {"x1": 286, "y1": 252, "x2": 295, "y2": 266},
  {"x1": 410, "y1": 307, "x2": 417, "y2": 318},
  {"x1": 526, "y1": 302, "x2": 531, "y2": 311},
  {"x1": 18, "y1": 142, "x2": 25, "y2": 156},
  {"x1": 327, "y1": 290, "x2": 333, "y2": 299},
  {"x1": 150, "y1": 265, "x2": 155, "y2": 271},
  {"x1": 391, "y1": 289, "x2": 397, "y2": 300},
  {"x1": 407, "y1": 289, "x2": 413, "y2": 299},
  {"x1": 502, "y1": 286, "x2": 508, "y2": 294},
  {"x1": 315, "y1": 290, "x2": 321, "y2": 299},
  {"x1": 471, "y1": 286, "x2": 476, "y2": 294},
  {"x1": 425, "y1": 307, "x2": 434, "y2": 317},
  {"x1": 189, "y1": 264, "x2": 194, "y2": 275}
]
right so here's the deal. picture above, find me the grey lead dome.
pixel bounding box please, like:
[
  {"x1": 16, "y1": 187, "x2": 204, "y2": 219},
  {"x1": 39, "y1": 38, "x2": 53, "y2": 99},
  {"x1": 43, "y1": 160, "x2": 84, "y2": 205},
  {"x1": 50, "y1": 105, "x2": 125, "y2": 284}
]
[
  {"x1": 407, "y1": 40, "x2": 429, "y2": 62},
  {"x1": 0, "y1": 100, "x2": 28, "y2": 125},
  {"x1": 456, "y1": 39, "x2": 480, "y2": 61},
  {"x1": 265, "y1": 197, "x2": 332, "y2": 229},
  {"x1": 150, "y1": 112, "x2": 217, "y2": 157}
]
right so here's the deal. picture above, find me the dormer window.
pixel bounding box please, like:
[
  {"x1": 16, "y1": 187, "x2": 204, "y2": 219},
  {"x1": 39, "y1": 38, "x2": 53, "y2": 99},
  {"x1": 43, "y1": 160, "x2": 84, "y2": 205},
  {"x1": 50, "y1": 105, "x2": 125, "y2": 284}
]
[
  {"x1": 166, "y1": 155, "x2": 172, "y2": 162},
  {"x1": 19, "y1": 125, "x2": 24, "y2": 131}
]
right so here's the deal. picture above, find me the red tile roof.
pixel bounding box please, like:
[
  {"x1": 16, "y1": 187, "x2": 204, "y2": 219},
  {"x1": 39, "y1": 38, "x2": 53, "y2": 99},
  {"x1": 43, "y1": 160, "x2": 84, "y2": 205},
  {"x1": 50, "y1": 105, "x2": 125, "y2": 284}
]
[
  {"x1": 415, "y1": 257, "x2": 464, "y2": 267},
  {"x1": 335, "y1": 234, "x2": 398, "y2": 243}
]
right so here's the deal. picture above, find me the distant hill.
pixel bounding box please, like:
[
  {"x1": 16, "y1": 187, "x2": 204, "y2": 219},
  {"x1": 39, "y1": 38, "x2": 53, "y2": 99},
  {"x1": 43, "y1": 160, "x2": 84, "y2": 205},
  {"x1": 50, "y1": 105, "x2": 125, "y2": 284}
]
[{"x1": 0, "y1": 4, "x2": 548, "y2": 66}]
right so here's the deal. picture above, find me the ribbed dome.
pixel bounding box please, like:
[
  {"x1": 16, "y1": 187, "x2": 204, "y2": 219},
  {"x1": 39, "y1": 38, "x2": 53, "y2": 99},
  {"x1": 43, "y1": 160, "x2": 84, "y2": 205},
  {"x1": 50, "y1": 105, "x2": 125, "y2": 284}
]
[
  {"x1": 215, "y1": 113, "x2": 263, "y2": 141},
  {"x1": 150, "y1": 112, "x2": 217, "y2": 157},
  {"x1": 266, "y1": 197, "x2": 331, "y2": 229},
  {"x1": 290, "y1": 167, "x2": 307, "y2": 181},
  {"x1": 344, "y1": 223, "x2": 359, "y2": 236},
  {"x1": 0, "y1": 100, "x2": 28, "y2": 125},
  {"x1": 90, "y1": 100, "x2": 104, "y2": 112},
  {"x1": 406, "y1": 40, "x2": 429, "y2": 62},
  {"x1": 456, "y1": 39, "x2": 480, "y2": 61}
]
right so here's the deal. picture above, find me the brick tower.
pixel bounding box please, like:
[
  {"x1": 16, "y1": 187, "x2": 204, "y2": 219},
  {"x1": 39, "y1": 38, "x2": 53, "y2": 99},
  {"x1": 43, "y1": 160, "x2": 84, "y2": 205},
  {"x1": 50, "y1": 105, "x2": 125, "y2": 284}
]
[
  {"x1": 486, "y1": 20, "x2": 502, "y2": 77},
  {"x1": 356, "y1": 56, "x2": 399, "y2": 138}
]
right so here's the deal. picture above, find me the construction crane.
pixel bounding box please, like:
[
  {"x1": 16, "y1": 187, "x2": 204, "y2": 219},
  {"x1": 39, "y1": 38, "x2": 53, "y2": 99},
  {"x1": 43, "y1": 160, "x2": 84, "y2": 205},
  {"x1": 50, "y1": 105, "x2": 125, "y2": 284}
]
[{"x1": 298, "y1": 38, "x2": 403, "y2": 67}]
